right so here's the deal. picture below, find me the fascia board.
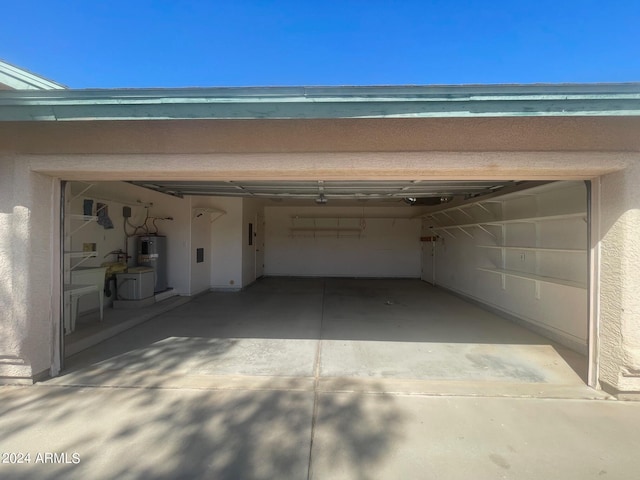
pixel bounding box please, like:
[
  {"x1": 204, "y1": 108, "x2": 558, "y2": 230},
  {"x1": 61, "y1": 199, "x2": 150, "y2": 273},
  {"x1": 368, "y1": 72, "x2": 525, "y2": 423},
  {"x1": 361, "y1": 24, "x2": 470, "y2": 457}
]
[
  {"x1": 1, "y1": 84, "x2": 639, "y2": 120},
  {"x1": 0, "y1": 60, "x2": 67, "y2": 91}
]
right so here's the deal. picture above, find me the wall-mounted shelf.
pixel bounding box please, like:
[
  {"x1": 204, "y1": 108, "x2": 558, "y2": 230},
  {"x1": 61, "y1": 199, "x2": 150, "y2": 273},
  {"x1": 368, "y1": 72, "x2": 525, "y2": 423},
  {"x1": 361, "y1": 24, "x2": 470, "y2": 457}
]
[
  {"x1": 417, "y1": 181, "x2": 575, "y2": 220},
  {"x1": 69, "y1": 214, "x2": 97, "y2": 221},
  {"x1": 482, "y1": 212, "x2": 586, "y2": 225},
  {"x1": 430, "y1": 212, "x2": 585, "y2": 231},
  {"x1": 477, "y1": 267, "x2": 587, "y2": 290},
  {"x1": 65, "y1": 251, "x2": 98, "y2": 258},
  {"x1": 290, "y1": 216, "x2": 409, "y2": 220},
  {"x1": 64, "y1": 251, "x2": 98, "y2": 270},
  {"x1": 428, "y1": 212, "x2": 586, "y2": 239},
  {"x1": 193, "y1": 207, "x2": 226, "y2": 223},
  {"x1": 477, "y1": 245, "x2": 587, "y2": 253},
  {"x1": 289, "y1": 215, "x2": 371, "y2": 238},
  {"x1": 67, "y1": 214, "x2": 98, "y2": 237},
  {"x1": 289, "y1": 227, "x2": 363, "y2": 238},
  {"x1": 70, "y1": 181, "x2": 152, "y2": 208}
]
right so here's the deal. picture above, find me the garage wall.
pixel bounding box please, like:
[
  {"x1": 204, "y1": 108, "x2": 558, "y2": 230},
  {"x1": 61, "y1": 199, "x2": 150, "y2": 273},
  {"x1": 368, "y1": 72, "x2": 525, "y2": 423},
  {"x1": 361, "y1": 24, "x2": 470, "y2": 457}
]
[
  {"x1": 265, "y1": 206, "x2": 421, "y2": 277},
  {"x1": 68, "y1": 188, "x2": 260, "y2": 296},
  {"x1": 241, "y1": 198, "x2": 264, "y2": 287},
  {"x1": 207, "y1": 196, "x2": 243, "y2": 291},
  {"x1": 68, "y1": 181, "x2": 191, "y2": 313},
  {"x1": 189, "y1": 198, "x2": 211, "y2": 296},
  {"x1": 599, "y1": 162, "x2": 640, "y2": 393},
  {"x1": 425, "y1": 181, "x2": 588, "y2": 353}
]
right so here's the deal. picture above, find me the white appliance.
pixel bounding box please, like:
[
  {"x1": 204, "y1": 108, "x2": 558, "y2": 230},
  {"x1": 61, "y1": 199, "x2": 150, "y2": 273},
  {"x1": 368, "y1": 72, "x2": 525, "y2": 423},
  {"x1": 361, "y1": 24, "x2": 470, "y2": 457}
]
[{"x1": 116, "y1": 267, "x2": 155, "y2": 300}]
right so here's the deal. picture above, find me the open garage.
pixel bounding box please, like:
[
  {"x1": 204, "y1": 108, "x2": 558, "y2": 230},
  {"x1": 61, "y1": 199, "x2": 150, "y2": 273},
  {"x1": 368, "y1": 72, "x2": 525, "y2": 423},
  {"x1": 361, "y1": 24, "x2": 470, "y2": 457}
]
[
  {"x1": 2, "y1": 83, "x2": 640, "y2": 397},
  {"x1": 54, "y1": 175, "x2": 589, "y2": 394}
]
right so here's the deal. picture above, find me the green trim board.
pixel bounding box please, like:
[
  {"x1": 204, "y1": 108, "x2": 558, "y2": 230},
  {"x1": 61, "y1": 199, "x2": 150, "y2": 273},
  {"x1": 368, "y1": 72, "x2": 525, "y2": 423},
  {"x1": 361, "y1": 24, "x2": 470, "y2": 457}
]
[{"x1": 0, "y1": 83, "x2": 639, "y2": 121}]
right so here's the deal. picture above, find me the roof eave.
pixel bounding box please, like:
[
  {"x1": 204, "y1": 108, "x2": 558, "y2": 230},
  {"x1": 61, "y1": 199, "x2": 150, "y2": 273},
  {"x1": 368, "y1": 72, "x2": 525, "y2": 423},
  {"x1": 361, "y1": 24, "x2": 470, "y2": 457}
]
[
  {"x1": 0, "y1": 60, "x2": 67, "y2": 91},
  {"x1": 1, "y1": 83, "x2": 639, "y2": 121}
]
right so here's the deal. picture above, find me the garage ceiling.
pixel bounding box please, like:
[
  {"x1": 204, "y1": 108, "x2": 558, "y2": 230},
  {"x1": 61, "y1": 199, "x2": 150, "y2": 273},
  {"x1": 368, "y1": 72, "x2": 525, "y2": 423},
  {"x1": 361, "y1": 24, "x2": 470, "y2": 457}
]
[{"x1": 128, "y1": 180, "x2": 517, "y2": 203}]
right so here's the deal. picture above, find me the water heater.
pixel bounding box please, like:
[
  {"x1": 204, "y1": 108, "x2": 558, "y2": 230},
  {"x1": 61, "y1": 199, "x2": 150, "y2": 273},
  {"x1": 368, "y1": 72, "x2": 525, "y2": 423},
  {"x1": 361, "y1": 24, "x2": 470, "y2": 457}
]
[{"x1": 137, "y1": 235, "x2": 168, "y2": 292}]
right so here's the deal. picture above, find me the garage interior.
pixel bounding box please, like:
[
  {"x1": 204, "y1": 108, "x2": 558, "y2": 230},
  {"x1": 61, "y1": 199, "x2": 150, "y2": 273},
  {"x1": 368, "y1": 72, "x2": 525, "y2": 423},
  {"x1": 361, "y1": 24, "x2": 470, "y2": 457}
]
[{"x1": 61, "y1": 177, "x2": 589, "y2": 391}]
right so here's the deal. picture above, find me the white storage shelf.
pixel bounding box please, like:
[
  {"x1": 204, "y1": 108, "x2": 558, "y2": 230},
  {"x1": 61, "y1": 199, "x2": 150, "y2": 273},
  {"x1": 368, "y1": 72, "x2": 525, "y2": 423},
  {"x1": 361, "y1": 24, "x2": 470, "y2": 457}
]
[
  {"x1": 420, "y1": 181, "x2": 577, "y2": 221},
  {"x1": 289, "y1": 216, "x2": 368, "y2": 238},
  {"x1": 65, "y1": 251, "x2": 98, "y2": 258},
  {"x1": 477, "y1": 245, "x2": 586, "y2": 253},
  {"x1": 425, "y1": 206, "x2": 588, "y2": 290},
  {"x1": 64, "y1": 251, "x2": 98, "y2": 270},
  {"x1": 67, "y1": 214, "x2": 98, "y2": 237},
  {"x1": 477, "y1": 267, "x2": 587, "y2": 290},
  {"x1": 471, "y1": 213, "x2": 587, "y2": 291},
  {"x1": 429, "y1": 212, "x2": 586, "y2": 234},
  {"x1": 289, "y1": 227, "x2": 363, "y2": 238}
]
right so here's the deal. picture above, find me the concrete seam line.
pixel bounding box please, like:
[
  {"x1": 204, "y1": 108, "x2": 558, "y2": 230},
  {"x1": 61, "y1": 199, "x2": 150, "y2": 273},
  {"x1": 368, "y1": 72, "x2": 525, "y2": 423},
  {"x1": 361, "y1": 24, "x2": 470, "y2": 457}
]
[{"x1": 307, "y1": 279, "x2": 326, "y2": 480}]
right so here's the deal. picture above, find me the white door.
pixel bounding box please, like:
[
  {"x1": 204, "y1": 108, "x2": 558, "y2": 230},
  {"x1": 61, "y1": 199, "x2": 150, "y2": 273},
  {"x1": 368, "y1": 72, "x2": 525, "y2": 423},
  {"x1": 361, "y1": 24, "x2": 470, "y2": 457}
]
[{"x1": 421, "y1": 238, "x2": 435, "y2": 284}]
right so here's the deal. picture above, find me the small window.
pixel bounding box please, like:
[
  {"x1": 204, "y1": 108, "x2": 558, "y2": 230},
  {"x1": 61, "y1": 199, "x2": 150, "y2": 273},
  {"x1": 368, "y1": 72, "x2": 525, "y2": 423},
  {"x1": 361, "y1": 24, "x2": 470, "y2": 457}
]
[
  {"x1": 196, "y1": 248, "x2": 204, "y2": 263},
  {"x1": 248, "y1": 223, "x2": 253, "y2": 246}
]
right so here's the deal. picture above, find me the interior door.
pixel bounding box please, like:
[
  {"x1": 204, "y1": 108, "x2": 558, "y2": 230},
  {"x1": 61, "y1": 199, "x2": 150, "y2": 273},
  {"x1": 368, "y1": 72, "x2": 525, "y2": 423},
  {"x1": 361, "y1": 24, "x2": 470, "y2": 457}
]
[
  {"x1": 421, "y1": 238, "x2": 435, "y2": 285},
  {"x1": 255, "y1": 213, "x2": 265, "y2": 278}
]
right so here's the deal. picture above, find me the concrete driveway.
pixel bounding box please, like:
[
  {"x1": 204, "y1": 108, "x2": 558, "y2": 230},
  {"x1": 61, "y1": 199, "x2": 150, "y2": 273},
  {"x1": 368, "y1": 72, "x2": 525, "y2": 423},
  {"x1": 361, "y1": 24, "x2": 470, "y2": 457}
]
[{"x1": 2, "y1": 278, "x2": 640, "y2": 479}]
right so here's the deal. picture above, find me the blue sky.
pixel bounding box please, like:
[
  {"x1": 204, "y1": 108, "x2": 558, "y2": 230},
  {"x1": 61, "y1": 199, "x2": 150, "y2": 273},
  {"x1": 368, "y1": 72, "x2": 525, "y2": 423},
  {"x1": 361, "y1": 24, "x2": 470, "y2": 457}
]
[{"x1": 2, "y1": 1, "x2": 639, "y2": 88}]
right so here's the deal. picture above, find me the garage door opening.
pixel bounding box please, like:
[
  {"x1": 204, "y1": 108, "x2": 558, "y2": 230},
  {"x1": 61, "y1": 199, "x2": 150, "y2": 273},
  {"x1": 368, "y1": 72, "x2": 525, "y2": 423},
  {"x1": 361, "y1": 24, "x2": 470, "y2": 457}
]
[{"x1": 60, "y1": 179, "x2": 590, "y2": 389}]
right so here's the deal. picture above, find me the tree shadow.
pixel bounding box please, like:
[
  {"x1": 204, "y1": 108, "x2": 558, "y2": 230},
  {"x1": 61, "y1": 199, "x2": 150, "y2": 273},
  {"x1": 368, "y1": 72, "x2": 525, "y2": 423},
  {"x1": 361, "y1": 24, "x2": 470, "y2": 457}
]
[{"x1": 0, "y1": 379, "x2": 405, "y2": 479}]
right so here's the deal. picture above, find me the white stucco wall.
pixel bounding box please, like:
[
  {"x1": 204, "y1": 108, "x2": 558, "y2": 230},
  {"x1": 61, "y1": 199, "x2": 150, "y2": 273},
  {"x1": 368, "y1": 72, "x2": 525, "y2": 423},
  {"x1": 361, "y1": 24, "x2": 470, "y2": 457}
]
[
  {"x1": 599, "y1": 162, "x2": 640, "y2": 393},
  {"x1": 1, "y1": 158, "x2": 58, "y2": 381},
  {"x1": 264, "y1": 206, "x2": 421, "y2": 278},
  {"x1": 4, "y1": 150, "x2": 640, "y2": 395}
]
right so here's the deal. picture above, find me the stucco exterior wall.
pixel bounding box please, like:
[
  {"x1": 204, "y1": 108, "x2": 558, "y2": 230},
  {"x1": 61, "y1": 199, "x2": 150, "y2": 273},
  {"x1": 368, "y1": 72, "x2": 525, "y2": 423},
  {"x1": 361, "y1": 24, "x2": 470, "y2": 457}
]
[
  {"x1": 1, "y1": 157, "x2": 58, "y2": 381},
  {"x1": 2, "y1": 145, "x2": 640, "y2": 393},
  {"x1": 1, "y1": 117, "x2": 640, "y2": 154},
  {"x1": 599, "y1": 161, "x2": 640, "y2": 393}
]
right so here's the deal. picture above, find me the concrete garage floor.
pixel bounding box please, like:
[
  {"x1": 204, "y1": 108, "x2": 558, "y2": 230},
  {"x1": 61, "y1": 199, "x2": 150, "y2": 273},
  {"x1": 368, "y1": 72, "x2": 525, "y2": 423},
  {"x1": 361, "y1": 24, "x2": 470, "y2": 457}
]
[
  {"x1": 60, "y1": 277, "x2": 589, "y2": 394},
  {"x1": 4, "y1": 278, "x2": 640, "y2": 479}
]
